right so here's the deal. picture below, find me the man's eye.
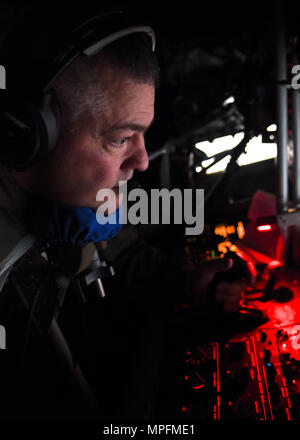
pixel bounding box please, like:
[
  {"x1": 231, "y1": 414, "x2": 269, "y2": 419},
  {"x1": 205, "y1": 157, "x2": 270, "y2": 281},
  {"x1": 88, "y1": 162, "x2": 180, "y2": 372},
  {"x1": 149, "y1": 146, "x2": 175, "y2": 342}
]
[{"x1": 111, "y1": 137, "x2": 129, "y2": 147}]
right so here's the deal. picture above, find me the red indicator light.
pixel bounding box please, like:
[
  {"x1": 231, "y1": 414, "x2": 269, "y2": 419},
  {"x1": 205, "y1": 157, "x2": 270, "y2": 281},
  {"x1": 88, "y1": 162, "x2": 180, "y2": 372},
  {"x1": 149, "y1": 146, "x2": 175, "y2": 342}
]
[
  {"x1": 192, "y1": 384, "x2": 205, "y2": 390},
  {"x1": 268, "y1": 260, "x2": 282, "y2": 269},
  {"x1": 256, "y1": 224, "x2": 272, "y2": 231}
]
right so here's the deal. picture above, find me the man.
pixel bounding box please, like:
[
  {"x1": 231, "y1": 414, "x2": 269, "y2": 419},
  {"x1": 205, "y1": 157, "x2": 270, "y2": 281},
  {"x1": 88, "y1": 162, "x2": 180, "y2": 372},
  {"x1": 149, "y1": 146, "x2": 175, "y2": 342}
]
[
  {"x1": 6, "y1": 15, "x2": 242, "y2": 311},
  {"x1": 0, "y1": 7, "x2": 245, "y2": 420}
]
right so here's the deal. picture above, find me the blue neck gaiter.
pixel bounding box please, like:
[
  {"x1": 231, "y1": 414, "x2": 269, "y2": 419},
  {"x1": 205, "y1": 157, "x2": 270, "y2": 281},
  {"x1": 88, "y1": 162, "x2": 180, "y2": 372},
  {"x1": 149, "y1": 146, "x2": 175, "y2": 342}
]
[{"x1": 28, "y1": 197, "x2": 123, "y2": 246}]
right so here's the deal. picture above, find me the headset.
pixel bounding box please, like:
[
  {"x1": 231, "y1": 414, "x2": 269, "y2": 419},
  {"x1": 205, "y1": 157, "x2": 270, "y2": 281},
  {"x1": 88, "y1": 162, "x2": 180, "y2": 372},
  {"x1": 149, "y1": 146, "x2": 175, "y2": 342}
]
[{"x1": 0, "y1": 11, "x2": 156, "y2": 171}]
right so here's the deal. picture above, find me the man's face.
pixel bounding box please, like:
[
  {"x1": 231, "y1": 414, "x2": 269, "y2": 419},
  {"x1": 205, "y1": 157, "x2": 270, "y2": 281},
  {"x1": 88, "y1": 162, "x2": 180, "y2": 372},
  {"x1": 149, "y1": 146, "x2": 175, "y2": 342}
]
[{"x1": 37, "y1": 77, "x2": 155, "y2": 210}]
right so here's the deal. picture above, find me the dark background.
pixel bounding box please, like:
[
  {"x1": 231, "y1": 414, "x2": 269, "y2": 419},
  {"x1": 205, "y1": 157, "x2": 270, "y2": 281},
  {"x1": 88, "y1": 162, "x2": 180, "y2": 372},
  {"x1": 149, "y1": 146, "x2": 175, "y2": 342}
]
[{"x1": 0, "y1": 0, "x2": 299, "y2": 422}]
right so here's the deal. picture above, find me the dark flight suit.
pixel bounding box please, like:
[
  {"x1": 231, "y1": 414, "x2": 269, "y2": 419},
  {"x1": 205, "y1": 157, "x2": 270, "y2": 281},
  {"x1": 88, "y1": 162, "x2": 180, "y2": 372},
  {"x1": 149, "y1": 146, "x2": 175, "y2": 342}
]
[{"x1": 0, "y1": 164, "x2": 184, "y2": 420}]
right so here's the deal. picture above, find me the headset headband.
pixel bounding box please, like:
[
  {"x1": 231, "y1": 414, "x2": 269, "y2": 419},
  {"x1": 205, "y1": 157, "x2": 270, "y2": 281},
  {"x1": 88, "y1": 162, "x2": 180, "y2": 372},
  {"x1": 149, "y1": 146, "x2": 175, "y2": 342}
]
[
  {"x1": 0, "y1": 11, "x2": 157, "y2": 171},
  {"x1": 44, "y1": 26, "x2": 155, "y2": 92},
  {"x1": 1, "y1": 11, "x2": 156, "y2": 97},
  {"x1": 84, "y1": 26, "x2": 155, "y2": 55}
]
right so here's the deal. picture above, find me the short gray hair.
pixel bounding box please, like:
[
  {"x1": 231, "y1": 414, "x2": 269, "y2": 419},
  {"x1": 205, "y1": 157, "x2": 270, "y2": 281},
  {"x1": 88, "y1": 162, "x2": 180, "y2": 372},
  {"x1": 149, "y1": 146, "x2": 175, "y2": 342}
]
[{"x1": 52, "y1": 33, "x2": 160, "y2": 134}]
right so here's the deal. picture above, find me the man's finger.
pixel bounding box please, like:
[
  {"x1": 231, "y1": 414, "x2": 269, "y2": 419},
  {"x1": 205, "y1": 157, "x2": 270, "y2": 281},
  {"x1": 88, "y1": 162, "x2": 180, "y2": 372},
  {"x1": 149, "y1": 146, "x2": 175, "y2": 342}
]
[
  {"x1": 216, "y1": 281, "x2": 245, "y2": 295},
  {"x1": 215, "y1": 281, "x2": 244, "y2": 311},
  {"x1": 200, "y1": 257, "x2": 233, "y2": 274}
]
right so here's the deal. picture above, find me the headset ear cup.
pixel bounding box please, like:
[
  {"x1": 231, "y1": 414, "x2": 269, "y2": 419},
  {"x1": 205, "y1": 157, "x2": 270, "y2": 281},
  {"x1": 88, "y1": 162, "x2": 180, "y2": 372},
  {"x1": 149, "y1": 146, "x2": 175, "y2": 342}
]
[
  {"x1": 0, "y1": 93, "x2": 60, "y2": 171},
  {"x1": 38, "y1": 92, "x2": 61, "y2": 155},
  {"x1": 0, "y1": 94, "x2": 60, "y2": 171},
  {"x1": 0, "y1": 98, "x2": 40, "y2": 171}
]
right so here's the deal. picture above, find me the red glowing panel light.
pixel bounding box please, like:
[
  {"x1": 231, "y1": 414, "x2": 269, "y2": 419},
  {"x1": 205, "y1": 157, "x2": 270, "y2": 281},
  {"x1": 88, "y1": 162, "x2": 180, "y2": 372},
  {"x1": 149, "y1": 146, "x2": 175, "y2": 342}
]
[
  {"x1": 256, "y1": 224, "x2": 272, "y2": 232},
  {"x1": 268, "y1": 260, "x2": 282, "y2": 269},
  {"x1": 233, "y1": 248, "x2": 258, "y2": 280},
  {"x1": 278, "y1": 324, "x2": 300, "y2": 361},
  {"x1": 192, "y1": 384, "x2": 205, "y2": 390}
]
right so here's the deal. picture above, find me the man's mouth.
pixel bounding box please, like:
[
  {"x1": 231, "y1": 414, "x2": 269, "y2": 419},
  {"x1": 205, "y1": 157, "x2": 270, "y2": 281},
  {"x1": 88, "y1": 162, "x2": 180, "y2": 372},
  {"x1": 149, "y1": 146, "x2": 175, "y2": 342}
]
[{"x1": 112, "y1": 178, "x2": 132, "y2": 190}]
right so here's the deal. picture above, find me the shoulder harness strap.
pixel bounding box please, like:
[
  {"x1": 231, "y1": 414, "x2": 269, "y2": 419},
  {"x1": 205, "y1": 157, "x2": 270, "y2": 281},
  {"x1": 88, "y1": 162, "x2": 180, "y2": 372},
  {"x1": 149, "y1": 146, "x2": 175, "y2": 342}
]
[{"x1": 0, "y1": 234, "x2": 36, "y2": 294}]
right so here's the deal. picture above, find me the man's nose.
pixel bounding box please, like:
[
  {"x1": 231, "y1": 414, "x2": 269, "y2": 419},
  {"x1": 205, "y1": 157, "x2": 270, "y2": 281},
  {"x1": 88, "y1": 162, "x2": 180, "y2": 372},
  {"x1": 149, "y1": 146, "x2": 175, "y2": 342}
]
[
  {"x1": 121, "y1": 138, "x2": 149, "y2": 172},
  {"x1": 134, "y1": 142, "x2": 149, "y2": 171}
]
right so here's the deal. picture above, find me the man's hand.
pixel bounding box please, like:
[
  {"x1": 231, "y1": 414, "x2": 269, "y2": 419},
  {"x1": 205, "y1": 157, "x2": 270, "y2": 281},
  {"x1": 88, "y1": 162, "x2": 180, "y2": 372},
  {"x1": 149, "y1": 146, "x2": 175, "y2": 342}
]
[
  {"x1": 214, "y1": 280, "x2": 246, "y2": 312},
  {"x1": 186, "y1": 256, "x2": 252, "y2": 312}
]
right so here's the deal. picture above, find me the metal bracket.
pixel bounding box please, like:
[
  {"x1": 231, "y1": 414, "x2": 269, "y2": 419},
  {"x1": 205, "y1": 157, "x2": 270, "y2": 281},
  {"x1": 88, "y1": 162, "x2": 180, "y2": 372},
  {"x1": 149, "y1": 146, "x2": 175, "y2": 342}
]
[{"x1": 277, "y1": 211, "x2": 300, "y2": 229}]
